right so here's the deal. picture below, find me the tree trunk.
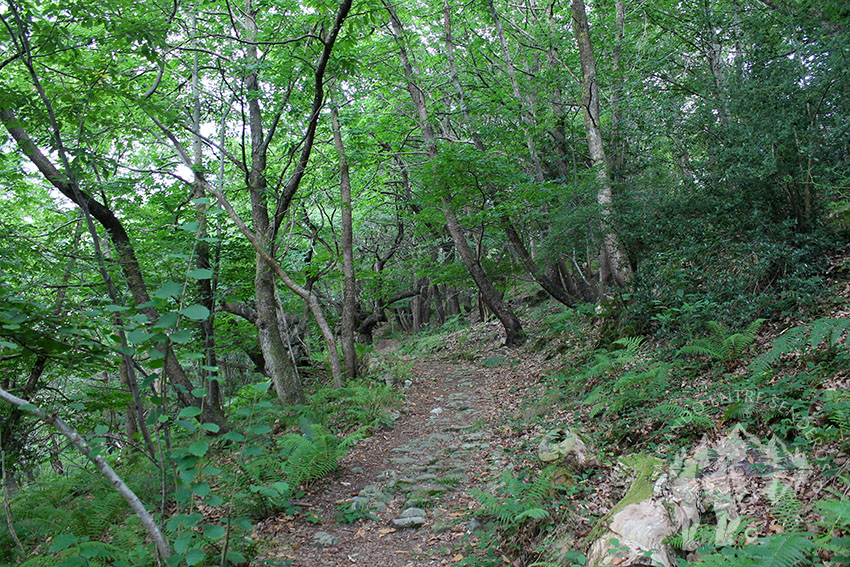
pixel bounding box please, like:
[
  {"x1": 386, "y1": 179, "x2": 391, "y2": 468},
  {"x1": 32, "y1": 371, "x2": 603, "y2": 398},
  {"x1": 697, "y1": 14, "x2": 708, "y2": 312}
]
[
  {"x1": 570, "y1": 0, "x2": 633, "y2": 289},
  {"x1": 255, "y1": 264, "x2": 305, "y2": 404},
  {"x1": 385, "y1": 0, "x2": 525, "y2": 344},
  {"x1": 330, "y1": 101, "x2": 358, "y2": 380}
]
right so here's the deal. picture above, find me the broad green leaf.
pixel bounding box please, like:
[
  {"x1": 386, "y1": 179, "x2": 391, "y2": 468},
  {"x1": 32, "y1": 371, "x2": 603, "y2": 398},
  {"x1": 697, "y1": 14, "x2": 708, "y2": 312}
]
[
  {"x1": 169, "y1": 329, "x2": 193, "y2": 344},
  {"x1": 191, "y1": 387, "x2": 207, "y2": 398},
  {"x1": 203, "y1": 524, "x2": 226, "y2": 540},
  {"x1": 188, "y1": 440, "x2": 209, "y2": 457},
  {"x1": 248, "y1": 424, "x2": 272, "y2": 435},
  {"x1": 192, "y1": 482, "x2": 211, "y2": 498},
  {"x1": 178, "y1": 406, "x2": 202, "y2": 418},
  {"x1": 186, "y1": 268, "x2": 213, "y2": 280},
  {"x1": 179, "y1": 304, "x2": 210, "y2": 320},
  {"x1": 153, "y1": 312, "x2": 179, "y2": 329},
  {"x1": 186, "y1": 548, "x2": 206, "y2": 566},
  {"x1": 179, "y1": 221, "x2": 200, "y2": 232},
  {"x1": 222, "y1": 431, "x2": 245, "y2": 442},
  {"x1": 201, "y1": 423, "x2": 220, "y2": 433},
  {"x1": 153, "y1": 282, "x2": 182, "y2": 299},
  {"x1": 126, "y1": 329, "x2": 150, "y2": 344}
]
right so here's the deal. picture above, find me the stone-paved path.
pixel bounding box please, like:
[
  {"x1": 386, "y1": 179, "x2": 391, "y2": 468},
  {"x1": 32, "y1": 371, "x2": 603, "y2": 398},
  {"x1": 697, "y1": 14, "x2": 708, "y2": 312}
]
[{"x1": 257, "y1": 361, "x2": 514, "y2": 567}]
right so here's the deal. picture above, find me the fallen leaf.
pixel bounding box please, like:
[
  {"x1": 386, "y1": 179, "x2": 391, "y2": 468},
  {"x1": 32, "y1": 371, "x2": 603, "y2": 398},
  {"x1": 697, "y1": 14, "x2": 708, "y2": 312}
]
[{"x1": 378, "y1": 528, "x2": 396, "y2": 538}]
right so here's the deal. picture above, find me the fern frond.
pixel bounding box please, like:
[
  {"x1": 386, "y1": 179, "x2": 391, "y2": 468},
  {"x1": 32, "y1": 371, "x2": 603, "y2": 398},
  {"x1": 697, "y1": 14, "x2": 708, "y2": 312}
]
[
  {"x1": 746, "y1": 533, "x2": 815, "y2": 567},
  {"x1": 612, "y1": 336, "x2": 645, "y2": 359},
  {"x1": 766, "y1": 479, "x2": 804, "y2": 531}
]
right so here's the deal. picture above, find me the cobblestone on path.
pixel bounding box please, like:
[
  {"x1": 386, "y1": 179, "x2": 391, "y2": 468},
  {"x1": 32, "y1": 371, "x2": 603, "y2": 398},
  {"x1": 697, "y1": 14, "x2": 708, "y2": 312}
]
[{"x1": 256, "y1": 362, "x2": 512, "y2": 567}]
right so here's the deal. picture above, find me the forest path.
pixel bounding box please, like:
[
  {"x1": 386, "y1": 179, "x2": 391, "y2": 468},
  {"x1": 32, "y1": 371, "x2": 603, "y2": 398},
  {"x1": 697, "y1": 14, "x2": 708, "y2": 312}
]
[{"x1": 253, "y1": 339, "x2": 535, "y2": 567}]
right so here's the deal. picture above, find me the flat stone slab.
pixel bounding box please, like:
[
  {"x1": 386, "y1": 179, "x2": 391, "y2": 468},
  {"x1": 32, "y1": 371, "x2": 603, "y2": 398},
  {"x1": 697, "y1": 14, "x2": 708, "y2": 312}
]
[
  {"x1": 392, "y1": 516, "x2": 426, "y2": 528},
  {"x1": 312, "y1": 531, "x2": 338, "y2": 547}
]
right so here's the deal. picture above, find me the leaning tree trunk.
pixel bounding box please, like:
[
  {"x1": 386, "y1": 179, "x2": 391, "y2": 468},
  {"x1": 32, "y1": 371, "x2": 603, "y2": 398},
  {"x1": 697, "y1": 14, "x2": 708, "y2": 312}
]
[
  {"x1": 385, "y1": 0, "x2": 525, "y2": 345},
  {"x1": 571, "y1": 0, "x2": 633, "y2": 289}
]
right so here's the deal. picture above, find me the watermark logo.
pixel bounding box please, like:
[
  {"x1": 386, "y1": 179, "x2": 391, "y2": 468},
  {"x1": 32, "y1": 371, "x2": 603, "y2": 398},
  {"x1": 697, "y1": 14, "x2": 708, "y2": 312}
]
[{"x1": 666, "y1": 424, "x2": 810, "y2": 548}]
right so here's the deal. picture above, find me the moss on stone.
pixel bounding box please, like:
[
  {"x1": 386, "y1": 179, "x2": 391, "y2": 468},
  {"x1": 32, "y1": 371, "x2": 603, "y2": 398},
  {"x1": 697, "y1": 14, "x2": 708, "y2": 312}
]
[{"x1": 588, "y1": 454, "x2": 665, "y2": 541}]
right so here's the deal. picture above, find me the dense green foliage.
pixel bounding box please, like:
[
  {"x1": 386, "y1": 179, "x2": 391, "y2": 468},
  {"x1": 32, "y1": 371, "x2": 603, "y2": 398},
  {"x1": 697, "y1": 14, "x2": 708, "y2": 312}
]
[{"x1": 0, "y1": 0, "x2": 847, "y2": 564}]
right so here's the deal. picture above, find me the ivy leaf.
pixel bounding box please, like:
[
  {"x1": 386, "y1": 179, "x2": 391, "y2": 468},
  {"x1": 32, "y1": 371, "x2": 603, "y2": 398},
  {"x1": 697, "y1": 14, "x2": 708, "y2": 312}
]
[{"x1": 179, "y1": 304, "x2": 210, "y2": 320}]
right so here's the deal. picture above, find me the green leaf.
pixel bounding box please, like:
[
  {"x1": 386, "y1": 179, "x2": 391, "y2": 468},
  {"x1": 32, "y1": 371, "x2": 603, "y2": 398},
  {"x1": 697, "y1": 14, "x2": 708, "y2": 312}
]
[
  {"x1": 177, "y1": 419, "x2": 198, "y2": 432},
  {"x1": 191, "y1": 387, "x2": 207, "y2": 398},
  {"x1": 49, "y1": 533, "x2": 79, "y2": 553},
  {"x1": 179, "y1": 304, "x2": 210, "y2": 320},
  {"x1": 169, "y1": 329, "x2": 193, "y2": 344},
  {"x1": 153, "y1": 282, "x2": 182, "y2": 299},
  {"x1": 126, "y1": 329, "x2": 150, "y2": 344},
  {"x1": 186, "y1": 548, "x2": 205, "y2": 565},
  {"x1": 188, "y1": 440, "x2": 209, "y2": 457},
  {"x1": 203, "y1": 524, "x2": 226, "y2": 540},
  {"x1": 153, "y1": 312, "x2": 179, "y2": 329},
  {"x1": 192, "y1": 482, "x2": 211, "y2": 498},
  {"x1": 105, "y1": 304, "x2": 129, "y2": 312},
  {"x1": 186, "y1": 268, "x2": 213, "y2": 280},
  {"x1": 178, "y1": 406, "x2": 203, "y2": 418},
  {"x1": 222, "y1": 431, "x2": 245, "y2": 442},
  {"x1": 248, "y1": 424, "x2": 272, "y2": 435},
  {"x1": 201, "y1": 422, "x2": 220, "y2": 433},
  {"x1": 226, "y1": 551, "x2": 247, "y2": 565},
  {"x1": 179, "y1": 221, "x2": 200, "y2": 232}
]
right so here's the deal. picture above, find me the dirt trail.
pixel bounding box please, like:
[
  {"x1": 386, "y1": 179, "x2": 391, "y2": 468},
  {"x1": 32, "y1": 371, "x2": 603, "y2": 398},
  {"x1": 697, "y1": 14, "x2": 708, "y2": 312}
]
[{"x1": 253, "y1": 352, "x2": 524, "y2": 567}]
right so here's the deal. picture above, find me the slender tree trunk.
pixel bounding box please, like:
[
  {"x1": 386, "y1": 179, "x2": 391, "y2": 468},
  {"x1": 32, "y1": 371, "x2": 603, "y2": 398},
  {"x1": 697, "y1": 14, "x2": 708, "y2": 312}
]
[
  {"x1": 443, "y1": 3, "x2": 574, "y2": 307},
  {"x1": 386, "y1": 0, "x2": 524, "y2": 345},
  {"x1": 487, "y1": 0, "x2": 545, "y2": 182},
  {"x1": 571, "y1": 0, "x2": 633, "y2": 289},
  {"x1": 190, "y1": 5, "x2": 221, "y2": 411},
  {"x1": 0, "y1": 387, "x2": 172, "y2": 561},
  {"x1": 330, "y1": 101, "x2": 358, "y2": 380}
]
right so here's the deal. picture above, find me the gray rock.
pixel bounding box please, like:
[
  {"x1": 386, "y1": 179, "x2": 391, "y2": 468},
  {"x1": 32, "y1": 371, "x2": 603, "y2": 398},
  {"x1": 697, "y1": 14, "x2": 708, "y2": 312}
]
[
  {"x1": 466, "y1": 519, "x2": 482, "y2": 532},
  {"x1": 392, "y1": 516, "x2": 426, "y2": 528},
  {"x1": 430, "y1": 407, "x2": 444, "y2": 415},
  {"x1": 537, "y1": 428, "x2": 590, "y2": 467},
  {"x1": 350, "y1": 466, "x2": 365, "y2": 474},
  {"x1": 401, "y1": 507, "x2": 426, "y2": 518},
  {"x1": 586, "y1": 500, "x2": 675, "y2": 567},
  {"x1": 312, "y1": 531, "x2": 338, "y2": 547}
]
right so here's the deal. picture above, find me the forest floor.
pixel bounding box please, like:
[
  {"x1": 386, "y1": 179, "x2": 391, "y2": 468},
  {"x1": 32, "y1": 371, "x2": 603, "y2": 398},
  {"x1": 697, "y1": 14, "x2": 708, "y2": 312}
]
[{"x1": 251, "y1": 321, "x2": 560, "y2": 567}]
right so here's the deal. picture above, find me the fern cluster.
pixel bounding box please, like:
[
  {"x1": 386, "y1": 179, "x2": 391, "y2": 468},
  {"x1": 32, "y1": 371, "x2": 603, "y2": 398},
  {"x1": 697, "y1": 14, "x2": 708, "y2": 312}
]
[
  {"x1": 277, "y1": 420, "x2": 344, "y2": 488},
  {"x1": 471, "y1": 468, "x2": 557, "y2": 528},
  {"x1": 750, "y1": 317, "x2": 850, "y2": 373},
  {"x1": 678, "y1": 319, "x2": 765, "y2": 364}
]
